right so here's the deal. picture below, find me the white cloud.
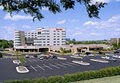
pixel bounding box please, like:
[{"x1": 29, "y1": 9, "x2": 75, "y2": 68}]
[
  {"x1": 83, "y1": 21, "x2": 99, "y2": 26},
  {"x1": 0, "y1": 6, "x2": 3, "y2": 10},
  {"x1": 57, "y1": 20, "x2": 66, "y2": 24},
  {"x1": 4, "y1": 13, "x2": 32, "y2": 21},
  {"x1": 73, "y1": 32, "x2": 82, "y2": 36},
  {"x1": 68, "y1": 19, "x2": 79, "y2": 23},
  {"x1": 22, "y1": 25, "x2": 32, "y2": 29},
  {"x1": 42, "y1": 7, "x2": 48, "y2": 11},
  {"x1": 0, "y1": 24, "x2": 17, "y2": 40},
  {"x1": 89, "y1": 32, "x2": 99, "y2": 36},
  {"x1": 91, "y1": 0, "x2": 110, "y2": 4},
  {"x1": 83, "y1": 15, "x2": 120, "y2": 29},
  {"x1": 108, "y1": 15, "x2": 120, "y2": 22}
]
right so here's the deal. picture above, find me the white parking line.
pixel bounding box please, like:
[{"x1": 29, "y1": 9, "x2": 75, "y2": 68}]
[
  {"x1": 28, "y1": 59, "x2": 32, "y2": 62},
  {"x1": 55, "y1": 63, "x2": 67, "y2": 68},
  {"x1": 36, "y1": 58, "x2": 43, "y2": 61},
  {"x1": 30, "y1": 65, "x2": 37, "y2": 71},
  {"x1": 32, "y1": 59, "x2": 38, "y2": 62},
  {"x1": 60, "y1": 62, "x2": 74, "y2": 67},
  {"x1": 37, "y1": 65, "x2": 45, "y2": 71},
  {"x1": 43, "y1": 64, "x2": 52, "y2": 70},
  {"x1": 66, "y1": 62, "x2": 80, "y2": 66},
  {"x1": 49, "y1": 64, "x2": 60, "y2": 69}
]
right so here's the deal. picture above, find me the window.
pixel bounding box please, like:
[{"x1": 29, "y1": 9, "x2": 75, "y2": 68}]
[
  {"x1": 38, "y1": 32, "x2": 41, "y2": 34},
  {"x1": 43, "y1": 44, "x2": 46, "y2": 46}
]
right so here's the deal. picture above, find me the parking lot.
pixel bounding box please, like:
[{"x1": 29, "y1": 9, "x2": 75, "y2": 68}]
[{"x1": 1, "y1": 53, "x2": 120, "y2": 82}]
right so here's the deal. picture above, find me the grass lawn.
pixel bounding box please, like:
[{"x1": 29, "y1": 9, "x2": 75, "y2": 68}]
[{"x1": 71, "y1": 75, "x2": 120, "y2": 83}]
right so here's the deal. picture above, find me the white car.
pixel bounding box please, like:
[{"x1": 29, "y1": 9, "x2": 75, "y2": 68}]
[
  {"x1": 112, "y1": 55, "x2": 120, "y2": 58},
  {"x1": 101, "y1": 56, "x2": 110, "y2": 59}
]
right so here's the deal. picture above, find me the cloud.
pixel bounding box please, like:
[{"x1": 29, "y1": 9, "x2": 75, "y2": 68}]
[
  {"x1": 4, "y1": 13, "x2": 32, "y2": 21},
  {"x1": 0, "y1": 6, "x2": 3, "y2": 10},
  {"x1": 89, "y1": 32, "x2": 99, "y2": 36},
  {"x1": 83, "y1": 21, "x2": 99, "y2": 26},
  {"x1": 0, "y1": 24, "x2": 17, "y2": 40},
  {"x1": 73, "y1": 32, "x2": 82, "y2": 36},
  {"x1": 57, "y1": 19, "x2": 79, "y2": 24},
  {"x1": 42, "y1": 7, "x2": 48, "y2": 11},
  {"x1": 57, "y1": 20, "x2": 66, "y2": 24},
  {"x1": 90, "y1": 0, "x2": 110, "y2": 4},
  {"x1": 68, "y1": 19, "x2": 79, "y2": 23},
  {"x1": 22, "y1": 25, "x2": 32, "y2": 29},
  {"x1": 83, "y1": 15, "x2": 120, "y2": 29}
]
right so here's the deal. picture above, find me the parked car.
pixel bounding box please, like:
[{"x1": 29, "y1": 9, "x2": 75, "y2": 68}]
[
  {"x1": 25, "y1": 55, "x2": 29, "y2": 58},
  {"x1": 49, "y1": 54, "x2": 57, "y2": 59},
  {"x1": 39, "y1": 55, "x2": 49, "y2": 60},
  {"x1": 112, "y1": 55, "x2": 120, "y2": 58},
  {"x1": 0, "y1": 53, "x2": 3, "y2": 58},
  {"x1": 73, "y1": 53, "x2": 80, "y2": 56},
  {"x1": 101, "y1": 56, "x2": 110, "y2": 59},
  {"x1": 107, "y1": 57, "x2": 117, "y2": 62}
]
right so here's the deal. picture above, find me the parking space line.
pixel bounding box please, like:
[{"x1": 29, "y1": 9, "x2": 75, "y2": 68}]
[
  {"x1": 32, "y1": 59, "x2": 38, "y2": 62},
  {"x1": 28, "y1": 59, "x2": 32, "y2": 62},
  {"x1": 43, "y1": 64, "x2": 52, "y2": 70},
  {"x1": 66, "y1": 62, "x2": 80, "y2": 66},
  {"x1": 37, "y1": 65, "x2": 45, "y2": 71},
  {"x1": 36, "y1": 58, "x2": 43, "y2": 61},
  {"x1": 60, "y1": 62, "x2": 74, "y2": 67},
  {"x1": 30, "y1": 65, "x2": 37, "y2": 71},
  {"x1": 49, "y1": 64, "x2": 60, "y2": 69},
  {"x1": 55, "y1": 63, "x2": 67, "y2": 68}
]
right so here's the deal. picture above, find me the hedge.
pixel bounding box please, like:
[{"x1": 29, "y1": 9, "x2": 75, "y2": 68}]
[{"x1": 5, "y1": 66, "x2": 120, "y2": 83}]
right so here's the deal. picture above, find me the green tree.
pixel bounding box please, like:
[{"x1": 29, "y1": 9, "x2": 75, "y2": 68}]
[
  {"x1": 112, "y1": 43, "x2": 120, "y2": 50},
  {"x1": 19, "y1": 52, "x2": 25, "y2": 66},
  {"x1": 0, "y1": 0, "x2": 107, "y2": 21}
]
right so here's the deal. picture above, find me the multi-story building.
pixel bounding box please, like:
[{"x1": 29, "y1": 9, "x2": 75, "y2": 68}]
[
  {"x1": 110, "y1": 38, "x2": 120, "y2": 45},
  {"x1": 14, "y1": 28, "x2": 66, "y2": 52}
]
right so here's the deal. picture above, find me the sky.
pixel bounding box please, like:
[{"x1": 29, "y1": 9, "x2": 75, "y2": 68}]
[{"x1": 0, "y1": 0, "x2": 120, "y2": 41}]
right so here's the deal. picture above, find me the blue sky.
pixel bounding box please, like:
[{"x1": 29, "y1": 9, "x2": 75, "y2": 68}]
[{"x1": 0, "y1": 0, "x2": 120, "y2": 41}]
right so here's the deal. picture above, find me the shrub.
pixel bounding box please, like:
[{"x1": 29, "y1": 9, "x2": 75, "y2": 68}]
[
  {"x1": 47, "y1": 76, "x2": 64, "y2": 83},
  {"x1": 5, "y1": 66, "x2": 120, "y2": 83}
]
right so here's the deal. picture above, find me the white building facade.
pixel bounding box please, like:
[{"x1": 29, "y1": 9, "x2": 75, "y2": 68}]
[{"x1": 14, "y1": 28, "x2": 66, "y2": 52}]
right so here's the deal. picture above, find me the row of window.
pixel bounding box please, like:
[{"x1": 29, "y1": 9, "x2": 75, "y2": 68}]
[{"x1": 34, "y1": 44, "x2": 64, "y2": 46}]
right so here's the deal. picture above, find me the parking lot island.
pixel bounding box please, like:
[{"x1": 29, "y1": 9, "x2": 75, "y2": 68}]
[{"x1": 16, "y1": 66, "x2": 29, "y2": 73}]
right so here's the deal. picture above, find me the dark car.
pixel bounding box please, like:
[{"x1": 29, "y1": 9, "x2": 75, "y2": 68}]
[
  {"x1": 49, "y1": 55, "x2": 57, "y2": 59},
  {"x1": 107, "y1": 57, "x2": 117, "y2": 62},
  {"x1": 39, "y1": 56, "x2": 49, "y2": 60},
  {"x1": 0, "y1": 53, "x2": 3, "y2": 58}
]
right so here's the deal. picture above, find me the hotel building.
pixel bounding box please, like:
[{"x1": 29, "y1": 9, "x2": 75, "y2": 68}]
[{"x1": 14, "y1": 28, "x2": 66, "y2": 52}]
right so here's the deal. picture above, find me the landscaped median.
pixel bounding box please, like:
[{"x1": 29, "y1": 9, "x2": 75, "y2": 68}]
[
  {"x1": 90, "y1": 59, "x2": 109, "y2": 63},
  {"x1": 57, "y1": 57, "x2": 67, "y2": 60},
  {"x1": 5, "y1": 66, "x2": 120, "y2": 83},
  {"x1": 16, "y1": 66, "x2": 29, "y2": 73},
  {"x1": 72, "y1": 61, "x2": 90, "y2": 65}
]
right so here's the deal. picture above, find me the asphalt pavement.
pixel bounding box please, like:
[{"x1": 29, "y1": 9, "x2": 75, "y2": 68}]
[{"x1": 1, "y1": 53, "x2": 120, "y2": 82}]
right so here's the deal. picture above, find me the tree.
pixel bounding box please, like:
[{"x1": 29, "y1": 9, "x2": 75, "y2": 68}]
[{"x1": 0, "y1": 0, "x2": 107, "y2": 21}]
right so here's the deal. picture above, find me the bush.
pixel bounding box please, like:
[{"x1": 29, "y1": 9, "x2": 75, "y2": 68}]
[
  {"x1": 5, "y1": 66, "x2": 120, "y2": 83},
  {"x1": 0, "y1": 52, "x2": 3, "y2": 58}
]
